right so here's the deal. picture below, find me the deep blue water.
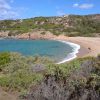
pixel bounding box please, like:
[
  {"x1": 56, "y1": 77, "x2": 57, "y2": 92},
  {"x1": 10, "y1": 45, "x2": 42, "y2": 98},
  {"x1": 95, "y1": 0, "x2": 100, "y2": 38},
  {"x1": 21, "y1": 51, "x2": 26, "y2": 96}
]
[{"x1": 0, "y1": 39, "x2": 73, "y2": 62}]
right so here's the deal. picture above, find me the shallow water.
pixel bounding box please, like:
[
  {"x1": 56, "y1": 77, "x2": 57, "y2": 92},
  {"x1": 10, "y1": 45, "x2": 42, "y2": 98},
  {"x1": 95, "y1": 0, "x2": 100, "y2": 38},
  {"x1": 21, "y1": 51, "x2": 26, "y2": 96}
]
[{"x1": 0, "y1": 39, "x2": 75, "y2": 62}]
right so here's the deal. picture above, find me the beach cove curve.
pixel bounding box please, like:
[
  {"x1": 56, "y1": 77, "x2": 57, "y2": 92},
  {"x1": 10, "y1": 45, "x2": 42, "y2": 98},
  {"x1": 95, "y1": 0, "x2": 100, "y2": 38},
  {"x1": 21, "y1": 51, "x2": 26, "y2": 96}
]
[{"x1": 56, "y1": 40, "x2": 80, "y2": 64}]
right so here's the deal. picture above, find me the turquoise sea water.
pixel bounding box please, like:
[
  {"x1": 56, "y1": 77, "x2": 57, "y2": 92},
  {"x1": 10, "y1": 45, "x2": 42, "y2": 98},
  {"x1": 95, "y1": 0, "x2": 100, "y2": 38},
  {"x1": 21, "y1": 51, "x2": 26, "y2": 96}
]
[{"x1": 0, "y1": 39, "x2": 75, "y2": 63}]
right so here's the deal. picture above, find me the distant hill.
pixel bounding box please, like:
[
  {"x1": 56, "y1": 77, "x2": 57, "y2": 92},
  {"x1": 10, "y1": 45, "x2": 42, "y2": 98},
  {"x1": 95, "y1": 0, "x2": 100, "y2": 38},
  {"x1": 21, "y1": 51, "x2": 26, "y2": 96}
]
[{"x1": 0, "y1": 14, "x2": 100, "y2": 37}]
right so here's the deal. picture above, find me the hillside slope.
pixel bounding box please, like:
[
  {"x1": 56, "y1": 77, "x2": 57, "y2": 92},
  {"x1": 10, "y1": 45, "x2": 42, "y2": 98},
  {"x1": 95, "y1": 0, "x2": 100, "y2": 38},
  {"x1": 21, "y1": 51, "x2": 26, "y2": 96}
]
[{"x1": 0, "y1": 14, "x2": 100, "y2": 37}]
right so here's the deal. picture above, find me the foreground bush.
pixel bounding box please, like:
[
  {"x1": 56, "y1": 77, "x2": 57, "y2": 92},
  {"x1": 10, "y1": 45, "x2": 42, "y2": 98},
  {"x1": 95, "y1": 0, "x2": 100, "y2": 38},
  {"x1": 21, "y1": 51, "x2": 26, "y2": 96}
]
[
  {"x1": 22, "y1": 55, "x2": 100, "y2": 100},
  {"x1": 0, "y1": 52, "x2": 10, "y2": 66},
  {"x1": 0, "y1": 52, "x2": 52, "y2": 92},
  {"x1": 0, "y1": 52, "x2": 100, "y2": 100}
]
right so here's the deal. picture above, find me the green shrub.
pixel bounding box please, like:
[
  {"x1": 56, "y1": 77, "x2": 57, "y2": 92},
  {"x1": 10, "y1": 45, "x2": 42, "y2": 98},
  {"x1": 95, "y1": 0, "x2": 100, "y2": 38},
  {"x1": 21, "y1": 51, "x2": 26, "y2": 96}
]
[{"x1": 0, "y1": 52, "x2": 10, "y2": 66}]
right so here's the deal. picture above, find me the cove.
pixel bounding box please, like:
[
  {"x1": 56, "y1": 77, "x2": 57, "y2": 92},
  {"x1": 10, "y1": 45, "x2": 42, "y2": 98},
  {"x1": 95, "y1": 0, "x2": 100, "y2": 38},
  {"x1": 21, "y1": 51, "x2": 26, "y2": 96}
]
[{"x1": 0, "y1": 39, "x2": 80, "y2": 64}]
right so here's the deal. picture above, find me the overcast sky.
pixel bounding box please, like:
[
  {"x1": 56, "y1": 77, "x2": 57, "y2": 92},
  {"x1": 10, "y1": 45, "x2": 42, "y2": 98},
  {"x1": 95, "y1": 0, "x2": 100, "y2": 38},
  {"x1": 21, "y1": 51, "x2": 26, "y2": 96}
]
[{"x1": 0, "y1": 0, "x2": 100, "y2": 19}]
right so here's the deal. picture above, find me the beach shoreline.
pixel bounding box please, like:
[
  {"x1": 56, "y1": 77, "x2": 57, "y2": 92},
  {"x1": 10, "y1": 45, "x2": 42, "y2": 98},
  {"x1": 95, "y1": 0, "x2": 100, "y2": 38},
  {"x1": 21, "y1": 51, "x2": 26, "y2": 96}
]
[
  {"x1": 50, "y1": 38, "x2": 89, "y2": 64},
  {"x1": 55, "y1": 40, "x2": 80, "y2": 64},
  {"x1": 47, "y1": 34, "x2": 99, "y2": 58},
  {"x1": 58, "y1": 39, "x2": 89, "y2": 58},
  {"x1": 64, "y1": 37, "x2": 100, "y2": 57}
]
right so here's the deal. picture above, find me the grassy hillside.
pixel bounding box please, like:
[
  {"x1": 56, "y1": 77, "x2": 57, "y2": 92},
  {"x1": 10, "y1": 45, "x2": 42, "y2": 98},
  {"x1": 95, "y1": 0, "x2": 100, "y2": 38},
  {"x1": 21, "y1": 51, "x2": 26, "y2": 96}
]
[
  {"x1": 0, "y1": 14, "x2": 100, "y2": 37},
  {"x1": 0, "y1": 52, "x2": 100, "y2": 100}
]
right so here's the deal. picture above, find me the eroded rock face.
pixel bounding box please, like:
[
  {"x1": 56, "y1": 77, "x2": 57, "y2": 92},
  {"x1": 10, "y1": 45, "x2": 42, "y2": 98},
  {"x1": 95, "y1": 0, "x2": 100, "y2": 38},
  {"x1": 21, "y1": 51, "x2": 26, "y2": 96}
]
[
  {"x1": 0, "y1": 31, "x2": 9, "y2": 37},
  {"x1": 0, "y1": 30, "x2": 69, "y2": 42},
  {"x1": 16, "y1": 33, "x2": 29, "y2": 39},
  {"x1": 15, "y1": 31, "x2": 57, "y2": 40}
]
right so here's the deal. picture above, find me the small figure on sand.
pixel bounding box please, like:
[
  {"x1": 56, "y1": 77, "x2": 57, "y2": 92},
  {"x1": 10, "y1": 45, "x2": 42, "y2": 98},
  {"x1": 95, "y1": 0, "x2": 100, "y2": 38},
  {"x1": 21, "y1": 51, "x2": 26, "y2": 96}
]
[{"x1": 88, "y1": 47, "x2": 91, "y2": 50}]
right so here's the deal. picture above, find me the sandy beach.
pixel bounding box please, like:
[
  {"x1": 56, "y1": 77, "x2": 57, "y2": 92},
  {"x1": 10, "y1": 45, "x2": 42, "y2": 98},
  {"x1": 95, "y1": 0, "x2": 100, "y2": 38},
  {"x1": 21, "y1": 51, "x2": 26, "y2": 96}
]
[
  {"x1": 54, "y1": 36, "x2": 100, "y2": 58},
  {"x1": 65, "y1": 37, "x2": 100, "y2": 57}
]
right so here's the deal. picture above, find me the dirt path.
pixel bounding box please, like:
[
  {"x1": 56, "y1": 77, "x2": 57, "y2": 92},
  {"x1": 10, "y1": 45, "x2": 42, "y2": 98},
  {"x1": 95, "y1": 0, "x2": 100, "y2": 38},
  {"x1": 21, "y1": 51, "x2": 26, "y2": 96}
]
[{"x1": 0, "y1": 88, "x2": 18, "y2": 100}]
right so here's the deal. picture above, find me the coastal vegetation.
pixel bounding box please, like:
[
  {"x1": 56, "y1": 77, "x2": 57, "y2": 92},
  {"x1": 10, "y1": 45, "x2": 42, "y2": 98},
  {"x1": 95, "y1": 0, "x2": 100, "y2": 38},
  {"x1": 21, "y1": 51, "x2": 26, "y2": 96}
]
[
  {"x1": 0, "y1": 14, "x2": 100, "y2": 37},
  {"x1": 0, "y1": 52, "x2": 52, "y2": 92},
  {"x1": 0, "y1": 14, "x2": 100, "y2": 100},
  {"x1": 0, "y1": 52, "x2": 99, "y2": 100}
]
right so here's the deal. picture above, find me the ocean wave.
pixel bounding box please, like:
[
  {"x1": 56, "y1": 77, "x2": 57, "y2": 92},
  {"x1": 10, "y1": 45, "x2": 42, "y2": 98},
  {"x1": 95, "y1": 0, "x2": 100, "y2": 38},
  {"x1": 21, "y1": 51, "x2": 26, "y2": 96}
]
[{"x1": 56, "y1": 40, "x2": 80, "y2": 64}]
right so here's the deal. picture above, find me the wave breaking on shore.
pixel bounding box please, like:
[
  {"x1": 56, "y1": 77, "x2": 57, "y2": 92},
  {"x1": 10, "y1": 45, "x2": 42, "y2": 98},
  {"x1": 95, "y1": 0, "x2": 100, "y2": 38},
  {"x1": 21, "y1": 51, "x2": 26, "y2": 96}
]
[{"x1": 56, "y1": 40, "x2": 80, "y2": 64}]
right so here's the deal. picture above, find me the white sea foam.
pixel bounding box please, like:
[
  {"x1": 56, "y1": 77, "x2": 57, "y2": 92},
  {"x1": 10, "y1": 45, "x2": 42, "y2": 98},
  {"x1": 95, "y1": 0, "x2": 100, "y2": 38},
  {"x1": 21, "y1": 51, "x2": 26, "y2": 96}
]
[{"x1": 56, "y1": 40, "x2": 80, "y2": 64}]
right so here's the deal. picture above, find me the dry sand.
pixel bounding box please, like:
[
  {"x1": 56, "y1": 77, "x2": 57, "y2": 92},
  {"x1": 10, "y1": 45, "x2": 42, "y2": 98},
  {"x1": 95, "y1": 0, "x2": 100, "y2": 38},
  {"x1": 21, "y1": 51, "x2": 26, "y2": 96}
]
[{"x1": 65, "y1": 37, "x2": 100, "y2": 57}]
